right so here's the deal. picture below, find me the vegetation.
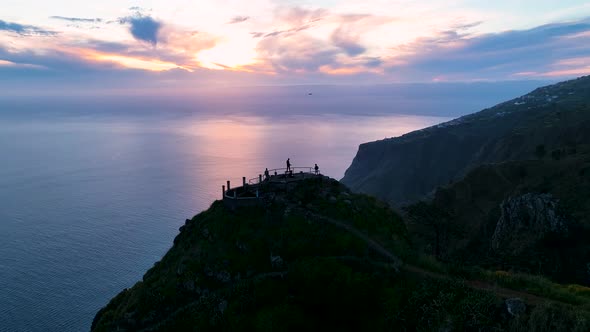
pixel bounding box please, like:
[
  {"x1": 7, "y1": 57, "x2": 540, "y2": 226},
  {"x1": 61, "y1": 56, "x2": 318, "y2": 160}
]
[
  {"x1": 93, "y1": 177, "x2": 590, "y2": 331},
  {"x1": 343, "y1": 75, "x2": 590, "y2": 204},
  {"x1": 94, "y1": 76, "x2": 590, "y2": 331},
  {"x1": 404, "y1": 145, "x2": 590, "y2": 286}
]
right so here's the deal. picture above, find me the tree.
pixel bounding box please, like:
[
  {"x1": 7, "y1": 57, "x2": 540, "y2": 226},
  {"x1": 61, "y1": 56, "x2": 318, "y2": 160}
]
[{"x1": 404, "y1": 201, "x2": 453, "y2": 260}]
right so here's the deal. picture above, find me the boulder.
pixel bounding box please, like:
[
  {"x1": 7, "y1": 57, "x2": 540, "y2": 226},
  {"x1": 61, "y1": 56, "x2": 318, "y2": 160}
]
[
  {"x1": 505, "y1": 298, "x2": 526, "y2": 316},
  {"x1": 270, "y1": 254, "x2": 284, "y2": 268},
  {"x1": 492, "y1": 193, "x2": 568, "y2": 253}
]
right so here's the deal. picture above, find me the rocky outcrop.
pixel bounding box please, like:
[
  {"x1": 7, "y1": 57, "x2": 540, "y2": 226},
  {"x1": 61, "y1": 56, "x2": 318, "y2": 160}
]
[
  {"x1": 492, "y1": 193, "x2": 568, "y2": 253},
  {"x1": 505, "y1": 298, "x2": 526, "y2": 316}
]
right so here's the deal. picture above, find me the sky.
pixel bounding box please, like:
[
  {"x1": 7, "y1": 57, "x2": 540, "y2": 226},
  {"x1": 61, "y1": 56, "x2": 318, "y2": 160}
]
[{"x1": 1, "y1": 0, "x2": 590, "y2": 92}]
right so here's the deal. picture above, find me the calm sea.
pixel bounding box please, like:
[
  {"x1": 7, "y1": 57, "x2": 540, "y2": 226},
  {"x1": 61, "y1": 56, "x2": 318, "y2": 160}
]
[{"x1": 0, "y1": 83, "x2": 540, "y2": 331}]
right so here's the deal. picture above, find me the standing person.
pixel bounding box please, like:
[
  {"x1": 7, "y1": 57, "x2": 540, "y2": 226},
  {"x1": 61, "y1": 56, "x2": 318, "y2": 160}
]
[
  {"x1": 264, "y1": 168, "x2": 270, "y2": 180},
  {"x1": 286, "y1": 158, "x2": 291, "y2": 172},
  {"x1": 314, "y1": 163, "x2": 319, "y2": 175}
]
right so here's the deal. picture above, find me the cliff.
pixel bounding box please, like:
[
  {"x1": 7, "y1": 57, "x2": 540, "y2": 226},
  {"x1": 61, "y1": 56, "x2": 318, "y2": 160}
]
[
  {"x1": 92, "y1": 178, "x2": 412, "y2": 331},
  {"x1": 406, "y1": 147, "x2": 590, "y2": 286},
  {"x1": 92, "y1": 75, "x2": 590, "y2": 330},
  {"x1": 342, "y1": 75, "x2": 590, "y2": 205},
  {"x1": 93, "y1": 177, "x2": 590, "y2": 331}
]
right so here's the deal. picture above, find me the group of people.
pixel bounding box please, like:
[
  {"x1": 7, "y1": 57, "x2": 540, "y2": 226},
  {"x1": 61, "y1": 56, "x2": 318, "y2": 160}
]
[{"x1": 263, "y1": 158, "x2": 320, "y2": 181}]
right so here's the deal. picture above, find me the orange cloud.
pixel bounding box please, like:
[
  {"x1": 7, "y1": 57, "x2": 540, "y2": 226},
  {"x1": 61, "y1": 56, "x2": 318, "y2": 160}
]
[{"x1": 78, "y1": 49, "x2": 192, "y2": 72}]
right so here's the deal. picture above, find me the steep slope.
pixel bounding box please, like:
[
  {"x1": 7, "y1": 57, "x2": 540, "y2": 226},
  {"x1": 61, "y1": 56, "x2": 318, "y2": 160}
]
[
  {"x1": 406, "y1": 145, "x2": 590, "y2": 286},
  {"x1": 92, "y1": 177, "x2": 590, "y2": 331},
  {"x1": 342, "y1": 75, "x2": 590, "y2": 205},
  {"x1": 92, "y1": 178, "x2": 411, "y2": 331}
]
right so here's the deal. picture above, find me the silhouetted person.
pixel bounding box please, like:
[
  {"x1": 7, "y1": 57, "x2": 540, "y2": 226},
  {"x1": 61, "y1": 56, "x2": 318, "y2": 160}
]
[
  {"x1": 264, "y1": 168, "x2": 270, "y2": 180},
  {"x1": 314, "y1": 164, "x2": 319, "y2": 175},
  {"x1": 286, "y1": 158, "x2": 291, "y2": 172}
]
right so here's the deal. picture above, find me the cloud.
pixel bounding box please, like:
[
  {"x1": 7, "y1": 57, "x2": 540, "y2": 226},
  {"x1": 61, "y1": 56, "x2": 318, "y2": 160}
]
[
  {"x1": 252, "y1": 7, "x2": 395, "y2": 75},
  {"x1": 250, "y1": 8, "x2": 324, "y2": 40},
  {"x1": 0, "y1": 19, "x2": 55, "y2": 36},
  {"x1": 119, "y1": 15, "x2": 162, "y2": 45},
  {"x1": 228, "y1": 16, "x2": 250, "y2": 24},
  {"x1": 50, "y1": 16, "x2": 102, "y2": 23},
  {"x1": 256, "y1": 33, "x2": 340, "y2": 73},
  {"x1": 331, "y1": 26, "x2": 366, "y2": 56},
  {"x1": 385, "y1": 18, "x2": 590, "y2": 80}
]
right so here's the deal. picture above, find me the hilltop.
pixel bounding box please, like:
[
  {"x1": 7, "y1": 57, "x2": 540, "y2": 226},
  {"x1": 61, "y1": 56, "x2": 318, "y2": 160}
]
[{"x1": 92, "y1": 176, "x2": 590, "y2": 331}]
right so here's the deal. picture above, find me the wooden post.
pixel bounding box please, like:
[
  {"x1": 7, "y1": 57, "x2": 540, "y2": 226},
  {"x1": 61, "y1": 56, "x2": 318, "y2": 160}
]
[
  {"x1": 243, "y1": 177, "x2": 246, "y2": 186},
  {"x1": 222, "y1": 185, "x2": 225, "y2": 198},
  {"x1": 259, "y1": 174, "x2": 262, "y2": 183},
  {"x1": 234, "y1": 190, "x2": 237, "y2": 199},
  {"x1": 227, "y1": 180, "x2": 231, "y2": 191}
]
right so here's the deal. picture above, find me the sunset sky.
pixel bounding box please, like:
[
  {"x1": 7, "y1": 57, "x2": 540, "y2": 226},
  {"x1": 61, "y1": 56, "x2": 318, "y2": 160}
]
[{"x1": 1, "y1": 0, "x2": 590, "y2": 91}]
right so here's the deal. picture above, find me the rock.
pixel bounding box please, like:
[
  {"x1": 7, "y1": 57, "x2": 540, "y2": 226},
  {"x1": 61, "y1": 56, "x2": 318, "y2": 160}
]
[
  {"x1": 492, "y1": 193, "x2": 568, "y2": 253},
  {"x1": 505, "y1": 298, "x2": 526, "y2": 316},
  {"x1": 218, "y1": 300, "x2": 228, "y2": 314},
  {"x1": 215, "y1": 270, "x2": 232, "y2": 283},
  {"x1": 183, "y1": 280, "x2": 195, "y2": 291},
  {"x1": 329, "y1": 196, "x2": 337, "y2": 203},
  {"x1": 270, "y1": 253, "x2": 284, "y2": 268},
  {"x1": 202, "y1": 227, "x2": 210, "y2": 238},
  {"x1": 343, "y1": 200, "x2": 352, "y2": 206},
  {"x1": 235, "y1": 241, "x2": 248, "y2": 253}
]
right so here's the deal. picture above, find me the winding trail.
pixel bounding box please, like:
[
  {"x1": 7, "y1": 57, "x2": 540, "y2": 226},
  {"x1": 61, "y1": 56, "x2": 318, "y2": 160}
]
[{"x1": 301, "y1": 209, "x2": 584, "y2": 308}]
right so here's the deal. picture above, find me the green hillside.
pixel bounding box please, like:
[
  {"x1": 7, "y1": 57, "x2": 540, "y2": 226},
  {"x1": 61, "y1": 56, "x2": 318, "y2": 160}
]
[
  {"x1": 92, "y1": 178, "x2": 590, "y2": 331},
  {"x1": 342, "y1": 75, "x2": 590, "y2": 205},
  {"x1": 406, "y1": 144, "x2": 590, "y2": 286}
]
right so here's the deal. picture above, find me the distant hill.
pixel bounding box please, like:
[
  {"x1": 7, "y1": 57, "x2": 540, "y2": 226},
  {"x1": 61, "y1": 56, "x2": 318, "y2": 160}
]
[{"x1": 342, "y1": 75, "x2": 590, "y2": 205}]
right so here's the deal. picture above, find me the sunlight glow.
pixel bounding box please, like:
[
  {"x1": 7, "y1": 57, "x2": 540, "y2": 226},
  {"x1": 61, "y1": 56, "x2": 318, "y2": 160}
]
[
  {"x1": 84, "y1": 51, "x2": 191, "y2": 72},
  {"x1": 195, "y1": 39, "x2": 258, "y2": 71}
]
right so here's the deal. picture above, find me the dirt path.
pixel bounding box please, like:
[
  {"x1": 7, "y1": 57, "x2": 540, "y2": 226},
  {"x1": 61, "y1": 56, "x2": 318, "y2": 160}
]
[
  {"x1": 302, "y1": 210, "x2": 403, "y2": 269},
  {"x1": 302, "y1": 209, "x2": 578, "y2": 307}
]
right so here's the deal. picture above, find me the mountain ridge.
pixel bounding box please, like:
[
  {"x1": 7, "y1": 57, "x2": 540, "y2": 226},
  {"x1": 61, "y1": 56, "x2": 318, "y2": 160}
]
[{"x1": 342, "y1": 75, "x2": 590, "y2": 205}]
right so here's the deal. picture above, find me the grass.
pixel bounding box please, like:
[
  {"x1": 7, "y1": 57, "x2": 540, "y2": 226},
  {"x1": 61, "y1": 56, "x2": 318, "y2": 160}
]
[
  {"x1": 477, "y1": 269, "x2": 590, "y2": 306},
  {"x1": 408, "y1": 253, "x2": 590, "y2": 308}
]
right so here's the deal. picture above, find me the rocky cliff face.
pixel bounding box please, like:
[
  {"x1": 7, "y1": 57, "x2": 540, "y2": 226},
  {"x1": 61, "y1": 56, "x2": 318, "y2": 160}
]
[
  {"x1": 404, "y1": 149, "x2": 590, "y2": 285},
  {"x1": 492, "y1": 193, "x2": 569, "y2": 254},
  {"x1": 342, "y1": 75, "x2": 590, "y2": 205}
]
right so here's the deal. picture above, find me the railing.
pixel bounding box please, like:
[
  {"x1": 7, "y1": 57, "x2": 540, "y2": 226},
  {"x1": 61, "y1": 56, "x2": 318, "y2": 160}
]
[{"x1": 249, "y1": 166, "x2": 316, "y2": 185}]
